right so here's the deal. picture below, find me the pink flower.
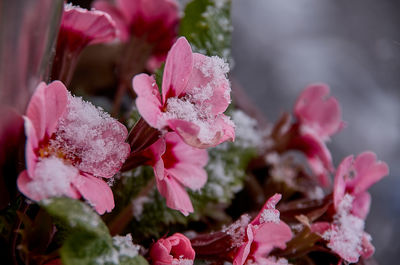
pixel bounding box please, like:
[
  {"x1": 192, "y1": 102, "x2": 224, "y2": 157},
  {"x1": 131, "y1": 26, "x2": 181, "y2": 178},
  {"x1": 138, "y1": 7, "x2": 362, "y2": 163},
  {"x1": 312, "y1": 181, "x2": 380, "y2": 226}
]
[
  {"x1": 311, "y1": 152, "x2": 388, "y2": 263},
  {"x1": 17, "y1": 81, "x2": 130, "y2": 214},
  {"x1": 232, "y1": 194, "x2": 292, "y2": 265},
  {"x1": 51, "y1": 4, "x2": 117, "y2": 83},
  {"x1": 291, "y1": 84, "x2": 344, "y2": 186},
  {"x1": 333, "y1": 151, "x2": 389, "y2": 219},
  {"x1": 150, "y1": 233, "x2": 195, "y2": 265},
  {"x1": 93, "y1": 0, "x2": 179, "y2": 69},
  {"x1": 133, "y1": 37, "x2": 235, "y2": 148},
  {"x1": 143, "y1": 132, "x2": 208, "y2": 216}
]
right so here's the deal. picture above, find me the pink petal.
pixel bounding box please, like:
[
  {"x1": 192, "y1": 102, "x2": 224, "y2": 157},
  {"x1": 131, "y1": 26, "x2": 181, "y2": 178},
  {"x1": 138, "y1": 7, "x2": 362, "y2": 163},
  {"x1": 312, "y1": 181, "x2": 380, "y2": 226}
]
[
  {"x1": 26, "y1": 81, "x2": 68, "y2": 141},
  {"x1": 360, "y1": 233, "x2": 375, "y2": 259},
  {"x1": 310, "y1": 222, "x2": 331, "y2": 235},
  {"x1": 294, "y1": 84, "x2": 343, "y2": 139},
  {"x1": 251, "y1": 194, "x2": 282, "y2": 226},
  {"x1": 162, "y1": 37, "x2": 193, "y2": 103},
  {"x1": 62, "y1": 4, "x2": 117, "y2": 46},
  {"x1": 133, "y1": 74, "x2": 163, "y2": 128},
  {"x1": 252, "y1": 221, "x2": 292, "y2": 256},
  {"x1": 164, "y1": 132, "x2": 208, "y2": 190},
  {"x1": 233, "y1": 225, "x2": 254, "y2": 265},
  {"x1": 186, "y1": 53, "x2": 231, "y2": 115},
  {"x1": 333, "y1": 155, "x2": 354, "y2": 210},
  {"x1": 116, "y1": 0, "x2": 140, "y2": 23},
  {"x1": 349, "y1": 151, "x2": 389, "y2": 195},
  {"x1": 72, "y1": 173, "x2": 114, "y2": 215},
  {"x1": 17, "y1": 170, "x2": 37, "y2": 199},
  {"x1": 168, "y1": 233, "x2": 195, "y2": 260},
  {"x1": 93, "y1": 0, "x2": 130, "y2": 41},
  {"x1": 156, "y1": 174, "x2": 194, "y2": 216},
  {"x1": 23, "y1": 117, "x2": 39, "y2": 177},
  {"x1": 150, "y1": 238, "x2": 173, "y2": 265},
  {"x1": 351, "y1": 191, "x2": 371, "y2": 220}
]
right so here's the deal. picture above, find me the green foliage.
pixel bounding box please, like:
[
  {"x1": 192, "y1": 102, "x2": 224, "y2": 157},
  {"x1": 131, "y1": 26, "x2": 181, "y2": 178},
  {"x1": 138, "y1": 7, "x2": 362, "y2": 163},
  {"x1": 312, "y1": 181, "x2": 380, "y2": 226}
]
[
  {"x1": 41, "y1": 197, "x2": 148, "y2": 265},
  {"x1": 119, "y1": 255, "x2": 149, "y2": 265},
  {"x1": 180, "y1": 0, "x2": 233, "y2": 65}
]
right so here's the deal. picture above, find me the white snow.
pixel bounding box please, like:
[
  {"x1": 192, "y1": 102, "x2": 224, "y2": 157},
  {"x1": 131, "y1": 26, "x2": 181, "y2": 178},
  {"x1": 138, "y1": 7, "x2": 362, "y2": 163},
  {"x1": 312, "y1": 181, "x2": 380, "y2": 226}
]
[
  {"x1": 112, "y1": 234, "x2": 140, "y2": 258},
  {"x1": 27, "y1": 156, "x2": 77, "y2": 198},
  {"x1": 259, "y1": 209, "x2": 280, "y2": 224},
  {"x1": 52, "y1": 93, "x2": 129, "y2": 178}
]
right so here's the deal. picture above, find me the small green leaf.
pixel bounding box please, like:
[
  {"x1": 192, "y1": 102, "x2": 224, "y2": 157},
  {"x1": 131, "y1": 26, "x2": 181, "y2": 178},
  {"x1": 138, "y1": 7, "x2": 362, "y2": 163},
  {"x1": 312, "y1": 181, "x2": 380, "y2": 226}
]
[
  {"x1": 40, "y1": 197, "x2": 116, "y2": 265},
  {"x1": 180, "y1": 0, "x2": 233, "y2": 65},
  {"x1": 40, "y1": 197, "x2": 110, "y2": 238}
]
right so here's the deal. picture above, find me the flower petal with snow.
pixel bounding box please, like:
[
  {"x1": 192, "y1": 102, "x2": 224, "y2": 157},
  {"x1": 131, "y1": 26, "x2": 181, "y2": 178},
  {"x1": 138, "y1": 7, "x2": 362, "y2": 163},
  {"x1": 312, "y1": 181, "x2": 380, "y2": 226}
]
[
  {"x1": 233, "y1": 194, "x2": 292, "y2": 265},
  {"x1": 17, "y1": 81, "x2": 130, "y2": 214},
  {"x1": 133, "y1": 37, "x2": 235, "y2": 148},
  {"x1": 333, "y1": 151, "x2": 389, "y2": 219},
  {"x1": 150, "y1": 233, "x2": 195, "y2": 265},
  {"x1": 143, "y1": 132, "x2": 208, "y2": 215}
]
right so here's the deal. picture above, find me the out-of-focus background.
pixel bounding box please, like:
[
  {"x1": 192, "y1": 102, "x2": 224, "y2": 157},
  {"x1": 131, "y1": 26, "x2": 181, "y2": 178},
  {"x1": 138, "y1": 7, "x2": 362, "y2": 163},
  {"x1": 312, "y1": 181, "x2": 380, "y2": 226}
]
[{"x1": 230, "y1": 0, "x2": 400, "y2": 264}]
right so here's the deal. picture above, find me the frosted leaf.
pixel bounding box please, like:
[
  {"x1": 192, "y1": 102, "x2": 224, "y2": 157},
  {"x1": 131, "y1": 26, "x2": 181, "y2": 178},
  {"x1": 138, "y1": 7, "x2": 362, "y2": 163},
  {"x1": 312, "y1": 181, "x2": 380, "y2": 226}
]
[
  {"x1": 27, "y1": 156, "x2": 77, "y2": 198},
  {"x1": 112, "y1": 234, "x2": 140, "y2": 258},
  {"x1": 132, "y1": 196, "x2": 151, "y2": 220},
  {"x1": 53, "y1": 93, "x2": 129, "y2": 178}
]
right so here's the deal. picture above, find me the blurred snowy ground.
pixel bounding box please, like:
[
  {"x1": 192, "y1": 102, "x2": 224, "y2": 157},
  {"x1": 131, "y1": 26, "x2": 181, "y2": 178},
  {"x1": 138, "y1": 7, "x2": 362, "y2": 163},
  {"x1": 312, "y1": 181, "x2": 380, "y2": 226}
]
[{"x1": 231, "y1": 0, "x2": 400, "y2": 263}]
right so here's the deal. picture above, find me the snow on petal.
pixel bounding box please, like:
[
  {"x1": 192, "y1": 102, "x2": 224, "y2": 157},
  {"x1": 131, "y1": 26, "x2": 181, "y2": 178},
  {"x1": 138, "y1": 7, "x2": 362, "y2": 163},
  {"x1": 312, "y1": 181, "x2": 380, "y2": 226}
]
[
  {"x1": 134, "y1": 37, "x2": 235, "y2": 148},
  {"x1": 18, "y1": 81, "x2": 129, "y2": 214},
  {"x1": 150, "y1": 233, "x2": 195, "y2": 265},
  {"x1": 18, "y1": 157, "x2": 79, "y2": 201},
  {"x1": 53, "y1": 92, "x2": 130, "y2": 178}
]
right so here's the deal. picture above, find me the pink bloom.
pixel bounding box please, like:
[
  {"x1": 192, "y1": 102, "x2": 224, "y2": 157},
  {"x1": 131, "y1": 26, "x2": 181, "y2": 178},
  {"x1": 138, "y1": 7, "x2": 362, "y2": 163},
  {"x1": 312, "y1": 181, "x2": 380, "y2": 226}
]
[
  {"x1": 333, "y1": 151, "x2": 389, "y2": 219},
  {"x1": 291, "y1": 84, "x2": 344, "y2": 186},
  {"x1": 311, "y1": 152, "x2": 388, "y2": 263},
  {"x1": 51, "y1": 4, "x2": 117, "y2": 83},
  {"x1": 150, "y1": 233, "x2": 195, "y2": 265},
  {"x1": 232, "y1": 194, "x2": 292, "y2": 265},
  {"x1": 93, "y1": 0, "x2": 179, "y2": 69},
  {"x1": 143, "y1": 132, "x2": 208, "y2": 216},
  {"x1": 133, "y1": 37, "x2": 235, "y2": 148},
  {"x1": 17, "y1": 81, "x2": 130, "y2": 214}
]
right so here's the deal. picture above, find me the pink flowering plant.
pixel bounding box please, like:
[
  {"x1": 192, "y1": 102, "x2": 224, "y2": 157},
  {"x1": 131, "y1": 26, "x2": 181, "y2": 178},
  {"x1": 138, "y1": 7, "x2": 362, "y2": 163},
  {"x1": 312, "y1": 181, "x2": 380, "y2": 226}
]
[{"x1": 0, "y1": 1, "x2": 390, "y2": 265}]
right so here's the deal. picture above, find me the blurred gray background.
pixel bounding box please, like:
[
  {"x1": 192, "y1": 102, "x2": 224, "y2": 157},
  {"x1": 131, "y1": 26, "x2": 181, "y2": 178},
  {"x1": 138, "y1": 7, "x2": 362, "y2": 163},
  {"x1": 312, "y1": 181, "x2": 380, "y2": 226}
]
[{"x1": 231, "y1": 0, "x2": 400, "y2": 264}]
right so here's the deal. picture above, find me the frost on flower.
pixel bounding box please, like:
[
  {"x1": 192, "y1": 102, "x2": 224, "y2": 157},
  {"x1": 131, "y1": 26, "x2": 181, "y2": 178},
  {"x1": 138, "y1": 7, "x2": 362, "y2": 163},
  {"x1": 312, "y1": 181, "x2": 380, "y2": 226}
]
[
  {"x1": 311, "y1": 151, "x2": 388, "y2": 262},
  {"x1": 321, "y1": 195, "x2": 373, "y2": 263},
  {"x1": 232, "y1": 194, "x2": 292, "y2": 265},
  {"x1": 17, "y1": 81, "x2": 130, "y2": 214},
  {"x1": 133, "y1": 37, "x2": 235, "y2": 148}
]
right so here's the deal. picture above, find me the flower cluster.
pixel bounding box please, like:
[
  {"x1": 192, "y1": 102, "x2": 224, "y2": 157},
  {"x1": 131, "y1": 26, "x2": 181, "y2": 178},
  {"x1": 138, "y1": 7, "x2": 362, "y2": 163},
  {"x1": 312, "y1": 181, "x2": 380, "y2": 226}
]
[{"x1": 0, "y1": 1, "x2": 390, "y2": 265}]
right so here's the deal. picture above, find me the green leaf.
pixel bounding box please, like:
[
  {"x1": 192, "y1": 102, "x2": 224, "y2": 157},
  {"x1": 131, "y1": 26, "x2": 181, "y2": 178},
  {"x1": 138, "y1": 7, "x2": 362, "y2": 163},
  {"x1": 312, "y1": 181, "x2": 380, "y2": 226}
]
[
  {"x1": 120, "y1": 255, "x2": 149, "y2": 265},
  {"x1": 60, "y1": 232, "x2": 116, "y2": 265},
  {"x1": 180, "y1": 0, "x2": 233, "y2": 65},
  {"x1": 40, "y1": 197, "x2": 110, "y2": 238},
  {"x1": 40, "y1": 197, "x2": 116, "y2": 265}
]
